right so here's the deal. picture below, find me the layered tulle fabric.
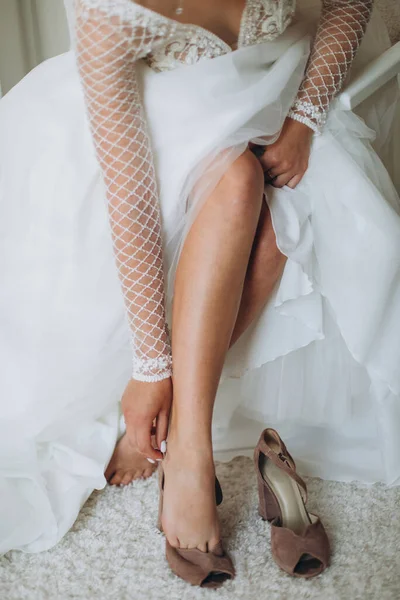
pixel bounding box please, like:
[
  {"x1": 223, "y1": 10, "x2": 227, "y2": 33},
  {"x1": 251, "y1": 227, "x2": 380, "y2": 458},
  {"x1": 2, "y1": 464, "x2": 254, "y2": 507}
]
[{"x1": 0, "y1": 12, "x2": 399, "y2": 554}]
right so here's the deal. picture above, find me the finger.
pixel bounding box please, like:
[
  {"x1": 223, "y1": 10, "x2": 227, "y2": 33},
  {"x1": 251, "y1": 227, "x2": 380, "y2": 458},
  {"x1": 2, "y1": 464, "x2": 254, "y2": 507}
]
[
  {"x1": 259, "y1": 153, "x2": 278, "y2": 172},
  {"x1": 265, "y1": 166, "x2": 280, "y2": 178},
  {"x1": 270, "y1": 172, "x2": 294, "y2": 189},
  {"x1": 264, "y1": 174, "x2": 277, "y2": 185},
  {"x1": 285, "y1": 174, "x2": 303, "y2": 189},
  {"x1": 156, "y1": 411, "x2": 169, "y2": 452},
  {"x1": 136, "y1": 423, "x2": 163, "y2": 462},
  {"x1": 151, "y1": 420, "x2": 159, "y2": 450}
]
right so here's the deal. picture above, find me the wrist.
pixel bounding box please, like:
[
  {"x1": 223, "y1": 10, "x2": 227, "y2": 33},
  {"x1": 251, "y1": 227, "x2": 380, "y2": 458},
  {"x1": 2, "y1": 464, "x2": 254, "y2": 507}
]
[
  {"x1": 131, "y1": 355, "x2": 173, "y2": 383},
  {"x1": 285, "y1": 115, "x2": 315, "y2": 137}
]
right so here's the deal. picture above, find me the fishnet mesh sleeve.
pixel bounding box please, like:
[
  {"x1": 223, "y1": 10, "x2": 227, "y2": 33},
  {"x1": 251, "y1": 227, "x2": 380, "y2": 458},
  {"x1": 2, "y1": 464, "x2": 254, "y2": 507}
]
[
  {"x1": 288, "y1": 0, "x2": 374, "y2": 133},
  {"x1": 74, "y1": 1, "x2": 173, "y2": 382}
]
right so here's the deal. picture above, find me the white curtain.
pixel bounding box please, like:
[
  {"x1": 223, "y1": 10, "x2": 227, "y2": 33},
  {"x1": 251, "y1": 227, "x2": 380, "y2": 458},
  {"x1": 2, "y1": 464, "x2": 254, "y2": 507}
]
[{"x1": 0, "y1": 0, "x2": 69, "y2": 96}]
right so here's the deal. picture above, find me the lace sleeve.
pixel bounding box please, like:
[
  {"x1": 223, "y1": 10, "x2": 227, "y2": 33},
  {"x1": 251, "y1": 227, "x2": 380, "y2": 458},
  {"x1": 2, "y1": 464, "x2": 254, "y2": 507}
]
[
  {"x1": 288, "y1": 0, "x2": 374, "y2": 133},
  {"x1": 74, "y1": 0, "x2": 173, "y2": 382}
]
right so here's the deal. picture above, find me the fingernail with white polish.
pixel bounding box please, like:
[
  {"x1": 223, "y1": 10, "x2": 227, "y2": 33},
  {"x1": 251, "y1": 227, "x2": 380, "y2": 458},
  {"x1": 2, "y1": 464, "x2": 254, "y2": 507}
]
[
  {"x1": 147, "y1": 458, "x2": 156, "y2": 464},
  {"x1": 160, "y1": 440, "x2": 167, "y2": 453}
]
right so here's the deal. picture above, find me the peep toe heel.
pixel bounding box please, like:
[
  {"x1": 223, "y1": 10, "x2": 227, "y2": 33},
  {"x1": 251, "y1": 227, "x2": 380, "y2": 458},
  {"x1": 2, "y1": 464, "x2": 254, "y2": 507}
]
[
  {"x1": 158, "y1": 463, "x2": 235, "y2": 588},
  {"x1": 254, "y1": 428, "x2": 331, "y2": 578}
]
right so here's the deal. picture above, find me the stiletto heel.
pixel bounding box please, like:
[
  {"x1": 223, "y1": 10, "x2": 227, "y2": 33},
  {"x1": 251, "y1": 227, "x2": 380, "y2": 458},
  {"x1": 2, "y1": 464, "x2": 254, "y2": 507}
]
[
  {"x1": 254, "y1": 428, "x2": 331, "y2": 578},
  {"x1": 157, "y1": 463, "x2": 235, "y2": 588}
]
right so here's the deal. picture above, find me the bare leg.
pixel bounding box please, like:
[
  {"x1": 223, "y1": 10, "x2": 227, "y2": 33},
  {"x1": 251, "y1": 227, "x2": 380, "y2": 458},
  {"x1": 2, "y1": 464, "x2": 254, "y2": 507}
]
[
  {"x1": 107, "y1": 168, "x2": 285, "y2": 488},
  {"x1": 162, "y1": 150, "x2": 283, "y2": 551},
  {"x1": 230, "y1": 199, "x2": 286, "y2": 347}
]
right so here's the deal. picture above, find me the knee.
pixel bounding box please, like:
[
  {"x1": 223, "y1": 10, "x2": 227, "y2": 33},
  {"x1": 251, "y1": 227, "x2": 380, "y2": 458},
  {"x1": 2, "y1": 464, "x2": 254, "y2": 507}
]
[{"x1": 220, "y1": 150, "x2": 264, "y2": 214}]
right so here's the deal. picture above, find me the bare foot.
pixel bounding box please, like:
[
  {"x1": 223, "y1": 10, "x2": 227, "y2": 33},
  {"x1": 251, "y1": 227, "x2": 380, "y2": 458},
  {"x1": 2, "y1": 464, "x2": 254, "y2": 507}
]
[
  {"x1": 161, "y1": 439, "x2": 220, "y2": 552},
  {"x1": 105, "y1": 433, "x2": 157, "y2": 486}
]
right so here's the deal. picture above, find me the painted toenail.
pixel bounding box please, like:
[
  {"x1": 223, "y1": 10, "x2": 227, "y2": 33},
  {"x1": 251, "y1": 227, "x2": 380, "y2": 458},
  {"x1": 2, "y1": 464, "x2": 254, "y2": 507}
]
[
  {"x1": 147, "y1": 458, "x2": 156, "y2": 464},
  {"x1": 160, "y1": 440, "x2": 167, "y2": 453}
]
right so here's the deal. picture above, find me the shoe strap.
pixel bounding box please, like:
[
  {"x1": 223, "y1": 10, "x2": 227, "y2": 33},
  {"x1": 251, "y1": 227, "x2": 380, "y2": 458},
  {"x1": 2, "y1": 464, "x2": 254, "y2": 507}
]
[{"x1": 255, "y1": 429, "x2": 308, "y2": 503}]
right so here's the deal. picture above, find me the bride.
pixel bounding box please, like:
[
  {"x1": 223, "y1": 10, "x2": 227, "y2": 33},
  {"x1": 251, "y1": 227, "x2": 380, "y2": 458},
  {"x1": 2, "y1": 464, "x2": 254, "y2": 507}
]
[{"x1": 1, "y1": 0, "x2": 400, "y2": 583}]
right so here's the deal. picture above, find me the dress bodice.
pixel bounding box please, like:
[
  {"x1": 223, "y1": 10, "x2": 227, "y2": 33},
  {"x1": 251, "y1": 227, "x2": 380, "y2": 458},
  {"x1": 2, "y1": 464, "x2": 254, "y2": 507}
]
[
  {"x1": 67, "y1": 1, "x2": 296, "y2": 70},
  {"x1": 136, "y1": 1, "x2": 297, "y2": 72}
]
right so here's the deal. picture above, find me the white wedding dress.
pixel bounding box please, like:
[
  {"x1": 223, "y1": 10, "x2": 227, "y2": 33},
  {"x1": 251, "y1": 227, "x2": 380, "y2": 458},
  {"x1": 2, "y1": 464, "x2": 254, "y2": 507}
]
[{"x1": 1, "y1": 0, "x2": 400, "y2": 555}]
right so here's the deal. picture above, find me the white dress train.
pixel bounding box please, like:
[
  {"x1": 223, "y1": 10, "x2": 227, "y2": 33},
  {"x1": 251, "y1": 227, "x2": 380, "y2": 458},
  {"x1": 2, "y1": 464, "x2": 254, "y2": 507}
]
[{"x1": 0, "y1": 0, "x2": 400, "y2": 554}]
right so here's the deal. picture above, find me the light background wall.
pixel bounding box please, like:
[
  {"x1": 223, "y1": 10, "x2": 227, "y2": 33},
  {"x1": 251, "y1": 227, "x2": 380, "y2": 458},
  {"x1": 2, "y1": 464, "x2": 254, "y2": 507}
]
[{"x1": 0, "y1": 0, "x2": 69, "y2": 96}]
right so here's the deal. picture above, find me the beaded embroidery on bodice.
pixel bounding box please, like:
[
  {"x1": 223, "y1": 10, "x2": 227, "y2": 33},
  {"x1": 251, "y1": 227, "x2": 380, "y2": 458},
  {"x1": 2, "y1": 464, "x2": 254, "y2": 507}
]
[
  {"x1": 65, "y1": 0, "x2": 296, "y2": 59},
  {"x1": 126, "y1": 1, "x2": 297, "y2": 72}
]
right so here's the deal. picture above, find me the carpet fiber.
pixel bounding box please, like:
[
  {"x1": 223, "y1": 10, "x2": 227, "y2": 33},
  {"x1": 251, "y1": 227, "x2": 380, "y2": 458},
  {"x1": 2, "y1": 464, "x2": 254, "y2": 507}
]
[{"x1": 1, "y1": 457, "x2": 399, "y2": 600}]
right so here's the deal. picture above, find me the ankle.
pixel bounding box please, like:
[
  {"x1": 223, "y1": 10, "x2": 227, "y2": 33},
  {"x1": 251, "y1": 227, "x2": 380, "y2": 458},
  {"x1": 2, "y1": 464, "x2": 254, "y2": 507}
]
[
  {"x1": 169, "y1": 413, "x2": 212, "y2": 444},
  {"x1": 166, "y1": 430, "x2": 213, "y2": 459},
  {"x1": 166, "y1": 439, "x2": 214, "y2": 464}
]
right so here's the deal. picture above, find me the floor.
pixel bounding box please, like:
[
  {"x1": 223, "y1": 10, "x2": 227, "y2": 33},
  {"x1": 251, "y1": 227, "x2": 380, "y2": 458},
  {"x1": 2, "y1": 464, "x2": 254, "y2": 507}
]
[{"x1": 1, "y1": 456, "x2": 399, "y2": 600}]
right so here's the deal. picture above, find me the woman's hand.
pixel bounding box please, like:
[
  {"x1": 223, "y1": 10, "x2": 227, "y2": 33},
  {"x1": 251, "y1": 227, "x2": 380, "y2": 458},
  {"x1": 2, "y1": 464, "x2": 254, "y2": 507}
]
[
  {"x1": 121, "y1": 377, "x2": 173, "y2": 462},
  {"x1": 259, "y1": 117, "x2": 314, "y2": 189}
]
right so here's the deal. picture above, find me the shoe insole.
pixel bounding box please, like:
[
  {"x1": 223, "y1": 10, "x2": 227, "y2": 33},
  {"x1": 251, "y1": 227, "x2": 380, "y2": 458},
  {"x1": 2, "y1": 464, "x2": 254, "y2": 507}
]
[{"x1": 260, "y1": 453, "x2": 311, "y2": 536}]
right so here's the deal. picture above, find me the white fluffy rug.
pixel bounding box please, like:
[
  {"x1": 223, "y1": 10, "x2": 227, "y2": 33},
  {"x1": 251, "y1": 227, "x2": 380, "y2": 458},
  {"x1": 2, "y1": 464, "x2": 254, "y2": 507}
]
[{"x1": 1, "y1": 457, "x2": 399, "y2": 600}]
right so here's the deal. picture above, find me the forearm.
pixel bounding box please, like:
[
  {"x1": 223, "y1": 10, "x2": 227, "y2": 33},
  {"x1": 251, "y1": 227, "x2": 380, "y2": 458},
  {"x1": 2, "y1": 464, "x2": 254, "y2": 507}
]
[
  {"x1": 75, "y1": 0, "x2": 172, "y2": 381},
  {"x1": 108, "y1": 190, "x2": 172, "y2": 379},
  {"x1": 288, "y1": 0, "x2": 374, "y2": 133}
]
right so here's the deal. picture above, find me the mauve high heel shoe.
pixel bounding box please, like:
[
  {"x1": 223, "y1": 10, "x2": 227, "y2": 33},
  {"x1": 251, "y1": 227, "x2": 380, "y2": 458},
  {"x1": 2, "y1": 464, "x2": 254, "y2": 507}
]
[
  {"x1": 254, "y1": 428, "x2": 331, "y2": 578},
  {"x1": 157, "y1": 463, "x2": 235, "y2": 588}
]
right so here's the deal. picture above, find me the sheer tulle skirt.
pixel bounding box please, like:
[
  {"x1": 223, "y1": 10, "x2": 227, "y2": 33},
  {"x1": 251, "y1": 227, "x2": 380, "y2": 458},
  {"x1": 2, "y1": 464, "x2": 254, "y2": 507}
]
[{"x1": 0, "y1": 16, "x2": 399, "y2": 554}]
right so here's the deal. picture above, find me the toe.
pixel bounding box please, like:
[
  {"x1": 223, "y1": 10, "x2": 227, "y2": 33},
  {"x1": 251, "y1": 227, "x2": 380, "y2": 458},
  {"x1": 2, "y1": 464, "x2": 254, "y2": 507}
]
[
  {"x1": 121, "y1": 472, "x2": 134, "y2": 486},
  {"x1": 197, "y1": 541, "x2": 208, "y2": 553},
  {"x1": 167, "y1": 535, "x2": 181, "y2": 549},
  {"x1": 143, "y1": 467, "x2": 156, "y2": 479},
  {"x1": 106, "y1": 469, "x2": 116, "y2": 484},
  {"x1": 109, "y1": 472, "x2": 123, "y2": 486},
  {"x1": 105, "y1": 458, "x2": 117, "y2": 481}
]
